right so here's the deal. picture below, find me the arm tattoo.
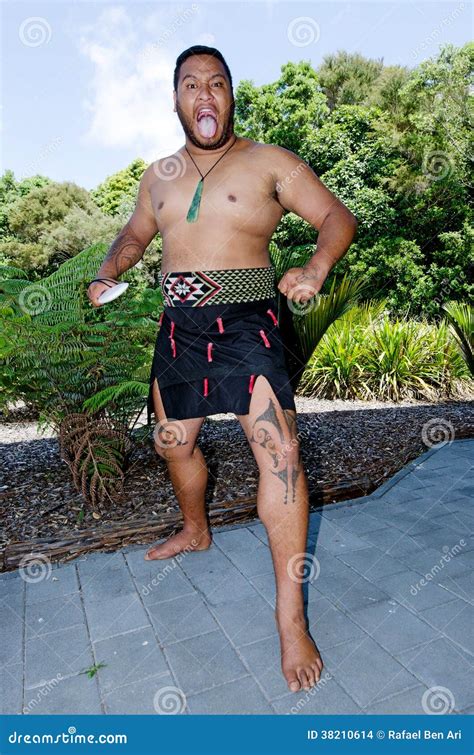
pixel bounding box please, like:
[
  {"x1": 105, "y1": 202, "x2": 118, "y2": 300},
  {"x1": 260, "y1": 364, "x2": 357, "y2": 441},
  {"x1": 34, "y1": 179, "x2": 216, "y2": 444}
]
[
  {"x1": 249, "y1": 397, "x2": 302, "y2": 505},
  {"x1": 97, "y1": 226, "x2": 145, "y2": 280}
]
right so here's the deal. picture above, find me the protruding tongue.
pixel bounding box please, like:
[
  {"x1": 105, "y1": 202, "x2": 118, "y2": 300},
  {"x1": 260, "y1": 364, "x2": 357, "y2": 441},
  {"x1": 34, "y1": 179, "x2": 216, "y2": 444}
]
[{"x1": 197, "y1": 114, "x2": 217, "y2": 138}]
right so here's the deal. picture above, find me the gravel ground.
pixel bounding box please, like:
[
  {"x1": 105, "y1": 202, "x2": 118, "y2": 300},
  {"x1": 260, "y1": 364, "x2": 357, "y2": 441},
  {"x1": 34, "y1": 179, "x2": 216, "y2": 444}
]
[{"x1": 1, "y1": 396, "x2": 473, "y2": 554}]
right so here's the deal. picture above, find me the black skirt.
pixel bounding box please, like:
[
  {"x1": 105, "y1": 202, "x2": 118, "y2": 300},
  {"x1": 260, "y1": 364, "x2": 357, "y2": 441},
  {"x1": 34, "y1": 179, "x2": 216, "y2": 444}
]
[{"x1": 146, "y1": 295, "x2": 296, "y2": 422}]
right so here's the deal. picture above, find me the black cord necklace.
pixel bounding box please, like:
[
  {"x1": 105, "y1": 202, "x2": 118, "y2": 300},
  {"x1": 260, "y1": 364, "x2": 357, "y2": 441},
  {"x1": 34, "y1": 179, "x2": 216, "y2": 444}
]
[{"x1": 184, "y1": 136, "x2": 238, "y2": 222}]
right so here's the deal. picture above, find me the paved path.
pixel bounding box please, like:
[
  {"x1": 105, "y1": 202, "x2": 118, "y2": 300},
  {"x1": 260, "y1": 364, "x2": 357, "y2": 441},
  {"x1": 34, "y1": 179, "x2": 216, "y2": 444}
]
[{"x1": 1, "y1": 439, "x2": 472, "y2": 715}]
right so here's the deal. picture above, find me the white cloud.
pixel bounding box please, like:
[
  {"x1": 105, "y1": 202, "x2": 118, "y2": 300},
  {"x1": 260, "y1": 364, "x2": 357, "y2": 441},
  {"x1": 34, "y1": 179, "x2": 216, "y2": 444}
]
[{"x1": 77, "y1": 5, "x2": 196, "y2": 163}]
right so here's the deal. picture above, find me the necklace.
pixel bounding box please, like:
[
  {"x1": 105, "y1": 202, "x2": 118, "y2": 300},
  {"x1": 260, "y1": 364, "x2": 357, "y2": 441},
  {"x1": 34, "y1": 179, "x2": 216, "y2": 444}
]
[{"x1": 184, "y1": 136, "x2": 238, "y2": 223}]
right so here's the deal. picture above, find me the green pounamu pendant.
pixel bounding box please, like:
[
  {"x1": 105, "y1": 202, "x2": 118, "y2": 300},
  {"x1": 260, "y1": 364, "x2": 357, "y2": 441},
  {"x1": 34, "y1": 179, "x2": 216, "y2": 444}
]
[{"x1": 186, "y1": 178, "x2": 203, "y2": 223}]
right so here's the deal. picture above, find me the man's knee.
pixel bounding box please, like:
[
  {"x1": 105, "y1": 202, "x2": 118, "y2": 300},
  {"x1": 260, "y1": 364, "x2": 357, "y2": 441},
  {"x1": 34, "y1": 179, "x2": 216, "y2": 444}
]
[{"x1": 153, "y1": 420, "x2": 194, "y2": 461}]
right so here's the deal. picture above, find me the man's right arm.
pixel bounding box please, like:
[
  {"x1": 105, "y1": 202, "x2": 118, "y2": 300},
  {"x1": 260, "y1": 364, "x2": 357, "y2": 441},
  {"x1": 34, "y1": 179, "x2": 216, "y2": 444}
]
[{"x1": 88, "y1": 166, "x2": 160, "y2": 306}]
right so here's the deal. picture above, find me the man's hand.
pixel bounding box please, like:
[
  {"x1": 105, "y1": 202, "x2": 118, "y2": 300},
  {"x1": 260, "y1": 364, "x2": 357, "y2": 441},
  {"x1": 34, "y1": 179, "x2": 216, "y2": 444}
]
[
  {"x1": 87, "y1": 279, "x2": 119, "y2": 308},
  {"x1": 277, "y1": 264, "x2": 329, "y2": 305}
]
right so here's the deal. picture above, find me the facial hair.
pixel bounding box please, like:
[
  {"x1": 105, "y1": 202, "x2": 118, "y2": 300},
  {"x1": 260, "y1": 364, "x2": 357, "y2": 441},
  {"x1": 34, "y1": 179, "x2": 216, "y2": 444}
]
[{"x1": 175, "y1": 97, "x2": 235, "y2": 150}]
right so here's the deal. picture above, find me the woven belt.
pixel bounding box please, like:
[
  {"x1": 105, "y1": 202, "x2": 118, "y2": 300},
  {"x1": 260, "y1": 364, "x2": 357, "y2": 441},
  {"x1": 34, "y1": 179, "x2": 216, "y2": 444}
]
[{"x1": 160, "y1": 266, "x2": 276, "y2": 307}]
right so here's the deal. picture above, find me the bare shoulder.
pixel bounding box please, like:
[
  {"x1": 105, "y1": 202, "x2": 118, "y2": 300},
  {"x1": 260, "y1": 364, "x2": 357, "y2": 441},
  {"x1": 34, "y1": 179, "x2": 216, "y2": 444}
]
[{"x1": 147, "y1": 150, "x2": 186, "y2": 186}]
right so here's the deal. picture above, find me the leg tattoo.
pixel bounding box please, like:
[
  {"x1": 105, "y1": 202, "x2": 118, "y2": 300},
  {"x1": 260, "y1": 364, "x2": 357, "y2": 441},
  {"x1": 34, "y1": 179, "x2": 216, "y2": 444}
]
[{"x1": 249, "y1": 397, "x2": 302, "y2": 504}]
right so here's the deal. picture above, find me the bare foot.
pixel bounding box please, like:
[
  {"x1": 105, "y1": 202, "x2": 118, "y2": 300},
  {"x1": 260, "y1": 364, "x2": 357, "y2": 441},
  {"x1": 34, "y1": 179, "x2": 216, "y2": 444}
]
[
  {"x1": 275, "y1": 609, "x2": 324, "y2": 692},
  {"x1": 144, "y1": 528, "x2": 212, "y2": 560}
]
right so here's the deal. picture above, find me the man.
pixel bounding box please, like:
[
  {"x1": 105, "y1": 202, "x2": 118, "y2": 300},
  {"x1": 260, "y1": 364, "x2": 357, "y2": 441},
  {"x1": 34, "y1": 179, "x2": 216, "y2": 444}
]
[{"x1": 88, "y1": 45, "x2": 358, "y2": 694}]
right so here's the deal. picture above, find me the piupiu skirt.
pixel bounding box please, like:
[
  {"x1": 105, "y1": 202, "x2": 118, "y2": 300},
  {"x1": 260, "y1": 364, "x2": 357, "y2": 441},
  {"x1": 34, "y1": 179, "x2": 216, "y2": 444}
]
[{"x1": 146, "y1": 267, "x2": 296, "y2": 422}]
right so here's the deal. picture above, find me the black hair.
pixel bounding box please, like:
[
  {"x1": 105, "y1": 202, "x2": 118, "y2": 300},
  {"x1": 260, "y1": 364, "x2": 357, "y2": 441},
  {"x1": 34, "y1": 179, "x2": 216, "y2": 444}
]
[{"x1": 173, "y1": 45, "x2": 233, "y2": 92}]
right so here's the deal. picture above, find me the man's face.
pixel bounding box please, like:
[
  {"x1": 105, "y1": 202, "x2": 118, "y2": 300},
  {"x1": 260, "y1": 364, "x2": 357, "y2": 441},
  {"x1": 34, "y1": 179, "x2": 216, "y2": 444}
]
[{"x1": 173, "y1": 54, "x2": 235, "y2": 150}]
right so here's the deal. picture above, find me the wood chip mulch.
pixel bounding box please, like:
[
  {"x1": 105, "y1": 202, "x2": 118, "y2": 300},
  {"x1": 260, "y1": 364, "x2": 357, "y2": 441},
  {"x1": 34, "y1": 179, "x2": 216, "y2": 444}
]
[{"x1": 1, "y1": 397, "x2": 473, "y2": 571}]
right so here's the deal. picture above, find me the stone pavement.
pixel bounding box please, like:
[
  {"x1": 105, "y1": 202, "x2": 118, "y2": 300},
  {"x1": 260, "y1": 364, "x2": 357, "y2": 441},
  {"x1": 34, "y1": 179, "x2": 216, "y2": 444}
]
[{"x1": 1, "y1": 438, "x2": 472, "y2": 716}]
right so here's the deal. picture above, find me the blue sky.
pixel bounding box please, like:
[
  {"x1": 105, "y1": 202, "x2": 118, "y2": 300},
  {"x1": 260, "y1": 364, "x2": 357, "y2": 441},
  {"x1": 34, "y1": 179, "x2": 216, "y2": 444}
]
[{"x1": 2, "y1": 1, "x2": 471, "y2": 191}]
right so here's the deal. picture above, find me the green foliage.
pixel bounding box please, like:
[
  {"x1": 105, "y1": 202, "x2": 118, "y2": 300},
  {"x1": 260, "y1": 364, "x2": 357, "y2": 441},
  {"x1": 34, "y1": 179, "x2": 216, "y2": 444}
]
[
  {"x1": 442, "y1": 301, "x2": 474, "y2": 375},
  {"x1": 0, "y1": 243, "x2": 163, "y2": 429},
  {"x1": 90, "y1": 158, "x2": 148, "y2": 216},
  {"x1": 299, "y1": 305, "x2": 472, "y2": 400}
]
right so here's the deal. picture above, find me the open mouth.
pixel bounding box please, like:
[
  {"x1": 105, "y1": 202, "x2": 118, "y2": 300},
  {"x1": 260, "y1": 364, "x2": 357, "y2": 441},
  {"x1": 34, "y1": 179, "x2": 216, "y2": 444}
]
[{"x1": 196, "y1": 107, "x2": 218, "y2": 138}]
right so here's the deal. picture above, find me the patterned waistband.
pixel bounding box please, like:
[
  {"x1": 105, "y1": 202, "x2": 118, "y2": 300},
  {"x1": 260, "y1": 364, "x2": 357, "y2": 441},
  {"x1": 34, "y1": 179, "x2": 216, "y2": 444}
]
[{"x1": 159, "y1": 266, "x2": 276, "y2": 307}]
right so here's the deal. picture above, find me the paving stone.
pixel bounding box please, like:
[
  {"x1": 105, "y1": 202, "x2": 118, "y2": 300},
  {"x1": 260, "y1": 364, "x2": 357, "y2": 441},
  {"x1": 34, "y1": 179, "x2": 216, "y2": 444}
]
[
  {"x1": 247, "y1": 522, "x2": 269, "y2": 546},
  {"x1": 236, "y1": 634, "x2": 291, "y2": 699},
  {"x1": 0, "y1": 571, "x2": 25, "y2": 606},
  {"x1": 182, "y1": 562, "x2": 259, "y2": 605},
  {"x1": 212, "y1": 527, "x2": 263, "y2": 551},
  {"x1": 437, "y1": 572, "x2": 473, "y2": 604},
  {"x1": 398, "y1": 546, "x2": 470, "y2": 578},
  {"x1": 306, "y1": 596, "x2": 368, "y2": 650},
  {"x1": 25, "y1": 563, "x2": 79, "y2": 605},
  {"x1": 83, "y1": 592, "x2": 150, "y2": 643},
  {"x1": 0, "y1": 663, "x2": 23, "y2": 714},
  {"x1": 335, "y1": 511, "x2": 388, "y2": 536},
  {"x1": 26, "y1": 593, "x2": 85, "y2": 639},
  {"x1": 164, "y1": 630, "x2": 248, "y2": 695},
  {"x1": 125, "y1": 557, "x2": 196, "y2": 606},
  {"x1": 25, "y1": 623, "x2": 94, "y2": 688},
  {"x1": 364, "y1": 684, "x2": 430, "y2": 714},
  {"x1": 396, "y1": 637, "x2": 474, "y2": 711},
  {"x1": 187, "y1": 675, "x2": 273, "y2": 714},
  {"x1": 336, "y1": 547, "x2": 407, "y2": 580},
  {"x1": 410, "y1": 526, "x2": 470, "y2": 553},
  {"x1": 248, "y1": 572, "x2": 276, "y2": 607},
  {"x1": 93, "y1": 626, "x2": 169, "y2": 693},
  {"x1": 215, "y1": 537, "x2": 274, "y2": 578},
  {"x1": 77, "y1": 553, "x2": 136, "y2": 602},
  {"x1": 311, "y1": 569, "x2": 390, "y2": 613},
  {"x1": 314, "y1": 523, "x2": 369, "y2": 554},
  {"x1": 102, "y1": 671, "x2": 178, "y2": 714},
  {"x1": 271, "y1": 674, "x2": 361, "y2": 714},
  {"x1": 359, "y1": 527, "x2": 428, "y2": 557},
  {"x1": 348, "y1": 599, "x2": 441, "y2": 655},
  {"x1": 0, "y1": 601, "x2": 23, "y2": 666},
  {"x1": 419, "y1": 599, "x2": 474, "y2": 655},
  {"x1": 370, "y1": 568, "x2": 456, "y2": 611},
  {"x1": 322, "y1": 635, "x2": 422, "y2": 709},
  {"x1": 23, "y1": 671, "x2": 102, "y2": 714},
  {"x1": 178, "y1": 546, "x2": 236, "y2": 578},
  {"x1": 209, "y1": 595, "x2": 276, "y2": 647},
  {"x1": 431, "y1": 510, "x2": 474, "y2": 533},
  {"x1": 147, "y1": 593, "x2": 218, "y2": 645}
]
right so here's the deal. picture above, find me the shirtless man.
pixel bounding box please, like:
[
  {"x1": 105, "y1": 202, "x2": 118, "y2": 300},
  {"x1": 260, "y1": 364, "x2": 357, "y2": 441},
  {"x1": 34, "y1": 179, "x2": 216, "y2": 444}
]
[{"x1": 88, "y1": 45, "x2": 358, "y2": 694}]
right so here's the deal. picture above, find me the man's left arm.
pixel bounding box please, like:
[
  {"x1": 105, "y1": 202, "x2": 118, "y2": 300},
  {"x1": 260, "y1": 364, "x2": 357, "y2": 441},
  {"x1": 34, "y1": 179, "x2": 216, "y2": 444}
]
[{"x1": 271, "y1": 146, "x2": 358, "y2": 303}]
